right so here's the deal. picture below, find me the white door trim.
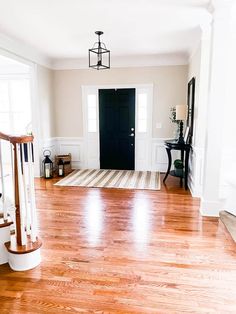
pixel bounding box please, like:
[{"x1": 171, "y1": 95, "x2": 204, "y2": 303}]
[{"x1": 82, "y1": 84, "x2": 153, "y2": 170}]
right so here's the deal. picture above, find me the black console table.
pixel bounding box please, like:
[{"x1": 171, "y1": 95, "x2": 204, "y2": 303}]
[{"x1": 163, "y1": 140, "x2": 191, "y2": 190}]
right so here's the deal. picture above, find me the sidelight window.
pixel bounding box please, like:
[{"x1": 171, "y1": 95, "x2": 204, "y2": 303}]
[
  {"x1": 87, "y1": 94, "x2": 97, "y2": 132},
  {"x1": 137, "y1": 93, "x2": 147, "y2": 133}
]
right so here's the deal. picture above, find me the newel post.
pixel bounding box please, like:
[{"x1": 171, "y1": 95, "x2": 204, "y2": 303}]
[{"x1": 13, "y1": 143, "x2": 22, "y2": 246}]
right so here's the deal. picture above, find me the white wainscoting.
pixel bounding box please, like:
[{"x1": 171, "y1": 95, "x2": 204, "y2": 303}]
[
  {"x1": 40, "y1": 137, "x2": 57, "y2": 176},
  {"x1": 41, "y1": 137, "x2": 174, "y2": 173},
  {"x1": 56, "y1": 137, "x2": 84, "y2": 169},
  {"x1": 40, "y1": 137, "x2": 84, "y2": 172},
  {"x1": 40, "y1": 136, "x2": 203, "y2": 198},
  {"x1": 151, "y1": 138, "x2": 179, "y2": 172},
  {"x1": 188, "y1": 145, "x2": 204, "y2": 197}
]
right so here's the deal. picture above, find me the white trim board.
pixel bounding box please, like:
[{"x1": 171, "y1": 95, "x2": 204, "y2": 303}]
[
  {"x1": 82, "y1": 84, "x2": 153, "y2": 171},
  {"x1": 52, "y1": 54, "x2": 188, "y2": 70}
]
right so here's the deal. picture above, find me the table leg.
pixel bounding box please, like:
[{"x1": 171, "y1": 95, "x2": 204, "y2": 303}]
[
  {"x1": 185, "y1": 148, "x2": 190, "y2": 190},
  {"x1": 163, "y1": 148, "x2": 172, "y2": 183},
  {"x1": 180, "y1": 149, "x2": 184, "y2": 187}
]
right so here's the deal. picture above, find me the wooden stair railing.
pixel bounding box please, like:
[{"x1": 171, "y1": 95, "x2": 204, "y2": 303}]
[{"x1": 0, "y1": 131, "x2": 41, "y2": 261}]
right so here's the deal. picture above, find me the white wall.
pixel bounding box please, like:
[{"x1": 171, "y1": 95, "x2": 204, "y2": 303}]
[{"x1": 53, "y1": 66, "x2": 188, "y2": 138}]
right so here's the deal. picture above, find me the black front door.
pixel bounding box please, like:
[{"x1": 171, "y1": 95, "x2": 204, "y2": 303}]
[{"x1": 99, "y1": 88, "x2": 135, "y2": 170}]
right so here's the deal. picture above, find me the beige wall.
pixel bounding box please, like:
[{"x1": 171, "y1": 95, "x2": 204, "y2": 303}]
[
  {"x1": 37, "y1": 65, "x2": 55, "y2": 139},
  {"x1": 53, "y1": 65, "x2": 188, "y2": 138}
]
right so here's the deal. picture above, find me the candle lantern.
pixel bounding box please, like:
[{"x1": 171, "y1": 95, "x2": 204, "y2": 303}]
[
  {"x1": 43, "y1": 150, "x2": 53, "y2": 179},
  {"x1": 58, "y1": 158, "x2": 64, "y2": 177}
]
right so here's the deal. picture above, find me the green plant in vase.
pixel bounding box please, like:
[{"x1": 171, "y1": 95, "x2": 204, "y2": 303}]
[
  {"x1": 169, "y1": 107, "x2": 180, "y2": 139},
  {"x1": 174, "y1": 159, "x2": 184, "y2": 177}
]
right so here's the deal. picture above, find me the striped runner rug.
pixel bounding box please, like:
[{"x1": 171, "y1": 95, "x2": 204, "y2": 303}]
[{"x1": 55, "y1": 169, "x2": 160, "y2": 190}]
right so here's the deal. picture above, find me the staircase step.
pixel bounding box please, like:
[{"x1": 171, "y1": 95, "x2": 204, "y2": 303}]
[
  {"x1": 0, "y1": 216, "x2": 13, "y2": 228},
  {"x1": 5, "y1": 235, "x2": 42, "y2": 255},
  {"x1": 219, "y1": 210, "x2": 236, "y2": 242}
]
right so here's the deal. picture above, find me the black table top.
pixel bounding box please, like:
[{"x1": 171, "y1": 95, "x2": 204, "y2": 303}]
[{"x1": 164, "y1": 139, "x2": 191, "y2": 149}]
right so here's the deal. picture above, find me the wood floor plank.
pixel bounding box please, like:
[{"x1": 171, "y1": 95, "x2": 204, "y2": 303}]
[{"x1": 0, "y1": 175, "x2": 236, "y2": 313}]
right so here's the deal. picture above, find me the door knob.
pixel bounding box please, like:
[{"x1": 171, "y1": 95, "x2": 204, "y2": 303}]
[
  {"x1": 131, "y1": 128, "x2": 134, "y2": 131},
  {"x1": 129, "y1": 133, "x2": 134, "y2": 137}
]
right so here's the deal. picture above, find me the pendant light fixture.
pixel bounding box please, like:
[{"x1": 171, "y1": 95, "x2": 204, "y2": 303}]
[{"x1": 89, "y1": 31, "x2": 110, "y2": 70}]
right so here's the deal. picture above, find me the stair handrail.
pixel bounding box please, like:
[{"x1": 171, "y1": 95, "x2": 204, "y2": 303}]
[{"x1": 0, "y1": 131, "x2": 33, "y2": 144}]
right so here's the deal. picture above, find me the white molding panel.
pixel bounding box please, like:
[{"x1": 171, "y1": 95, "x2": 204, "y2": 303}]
[
  {"x1": 188, "y1": 145, "x2": 204, "y2": 197},
  {"x1": 151, "y1": 138, "x2": 179, "y2": 172},
  {"x1": 57, "y1": 137, "x2": 84, "y2": 169},
  {"x1": 40, "y1": 137, "x2": 57, "y2": 176}
]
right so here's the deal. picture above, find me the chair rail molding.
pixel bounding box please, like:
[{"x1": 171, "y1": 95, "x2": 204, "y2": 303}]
[{"x1": 41, "y1": 136, "x2": 175, "y2": 173}]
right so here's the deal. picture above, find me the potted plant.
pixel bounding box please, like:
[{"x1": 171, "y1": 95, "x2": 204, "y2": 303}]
[
  {"x1": 169, "y1": 107, "x2": 180, "y2": 139},
  {"x1": 174, "y1": 159, "x2": 184, "y2": 177}
]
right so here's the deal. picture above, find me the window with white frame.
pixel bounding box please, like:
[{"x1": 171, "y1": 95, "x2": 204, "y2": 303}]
[
  {"x1": 137, "y1": 93, "x2": 148, "y2": 133},
  {"x1": 0, "y1": 77, "x2": 31, "y2": 134},
  {"x1": 87, "y1": 94, "x2": 97, "y2": 133}
]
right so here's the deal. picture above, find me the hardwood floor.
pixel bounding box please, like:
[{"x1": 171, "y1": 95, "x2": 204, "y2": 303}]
[{"x1": 1, "y1": 175, "x2": 236, "y2": 313}]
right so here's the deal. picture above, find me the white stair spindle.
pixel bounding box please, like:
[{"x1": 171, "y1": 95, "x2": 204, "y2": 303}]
[
  {"x1": 22, "y1": 143, "x2": 31, "y2": 236},
  {"x1": 0, "y1": 140, "x2": 7, "y2": 221},
  {"x1": 27, "y1": 143, "x2": 37, "y2": 242},
  {"x1": 16, "y1": 143, "x2": 27, "y2": 245}
]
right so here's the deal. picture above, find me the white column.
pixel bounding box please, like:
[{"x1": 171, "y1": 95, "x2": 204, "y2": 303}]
[
  {"x1": 189, "y1": 22, "x2": 212, "y2": 197},
  {"x1": 200, "y1": 0, "x2": 235, "y2": 216}
]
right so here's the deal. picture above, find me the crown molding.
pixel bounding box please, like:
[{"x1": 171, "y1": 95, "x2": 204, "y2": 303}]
[
  {"x1": 0, "y1": 33, "x2": 52, "y2": 68},
  {"x1": 51, "y1": 53, "x2": 189, "y2": 70}
]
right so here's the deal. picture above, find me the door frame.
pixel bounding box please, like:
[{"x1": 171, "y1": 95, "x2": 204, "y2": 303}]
[{"x1": 82, "y1": 84, "x2": 153, "y2": 171}]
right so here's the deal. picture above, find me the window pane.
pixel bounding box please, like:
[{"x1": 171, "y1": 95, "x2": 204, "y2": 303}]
[
  {"x1": 88, "y1": 105, "x2": 96, "y2": 120},
  {"x1": 10, "y1": 79, "x2": 31, "y2": 113},
  {"x1": 87, "y1": 94, "x2": 97, "y2": 132},
  {"x1": 13, "y1": 112, "x2": 31, "y2": 134},
  {"x1": 138, "y1": 120, "x2": 147, "y2": 133},
  {"x1": 0, "y1": 81, "x2": 9, "y2": 111},
  {"x1": 138, "y1": 106, "x2": 147, "y2": 120},
  {"x1": 137, "y1": 93, "x2": 148, "y2": 133},
  {"x1": 88, "y1": 119, "x2": 97, "y2": 133},
  {"x1": 0, "y1": 113, "x2": 10, "y2": 133}
]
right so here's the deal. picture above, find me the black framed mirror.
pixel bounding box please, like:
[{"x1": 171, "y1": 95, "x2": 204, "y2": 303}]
[{"x1": 186, "y1": 77, "x2": 195, "y2": 144}]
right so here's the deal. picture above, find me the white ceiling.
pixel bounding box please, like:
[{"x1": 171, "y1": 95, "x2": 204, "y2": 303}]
[{"x1": 0, "y1": 0, "x2": 211, "y2": 67}]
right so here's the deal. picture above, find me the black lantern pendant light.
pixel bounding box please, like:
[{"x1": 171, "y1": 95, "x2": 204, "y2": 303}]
[{"x1": 89, "y1": 31, "x2": 110, "y2": 70}]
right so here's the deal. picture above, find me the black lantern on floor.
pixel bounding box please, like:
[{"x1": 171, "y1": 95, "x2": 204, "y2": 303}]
[
  {"x1": 43, "y1": 150, "x2": 53, "y2": 179},
  {"x1": 58, "y1": 158, "x2": 64, "y2": 177},
  {"x1": 89, "y1": 31, "x2": 110, "y2": 70}
]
